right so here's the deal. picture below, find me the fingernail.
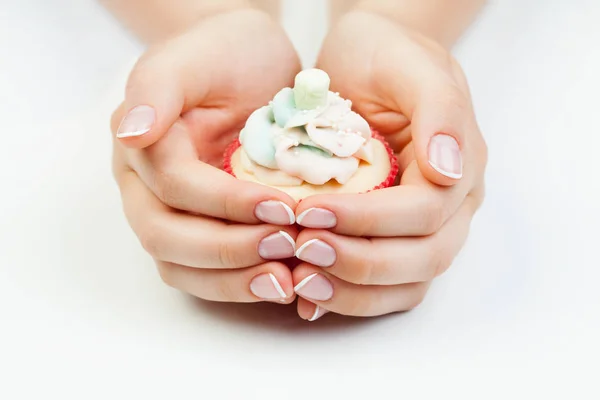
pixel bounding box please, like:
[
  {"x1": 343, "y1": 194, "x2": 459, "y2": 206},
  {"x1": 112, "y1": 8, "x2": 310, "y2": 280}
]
[
  {"x1": 250, "y1": 273, "x2": 287, "y2": 300},
  {"x1": 428, "y1": 134, "x2": 463, "y2": 179},
  {"x1": 296, "y1": 208, "x2": 337, "y2": 228},
  {"x1": 308, "y1": 305, "x2": 328, "y2": 322},
  {"x1": 116, "y1": 105, "x2": 156, "y2": 138},
  {"x1": 294, "y1": 273, "x2": 333, "y2": 301},
  {"x1": 295, "y1": 239, "x2": 336, "y2": 267},
  {"x1": 258, "y1": 231, "x2": 295, "y2": 259},
  {"x1": 255, "y1": 200, "x2": 295, "y2": 225}
]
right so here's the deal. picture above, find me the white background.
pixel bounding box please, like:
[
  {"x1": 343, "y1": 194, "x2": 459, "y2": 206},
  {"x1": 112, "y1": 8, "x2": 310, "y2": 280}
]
[{"x1": 1, "y1": 0, "x2": 599, "y2": 398}]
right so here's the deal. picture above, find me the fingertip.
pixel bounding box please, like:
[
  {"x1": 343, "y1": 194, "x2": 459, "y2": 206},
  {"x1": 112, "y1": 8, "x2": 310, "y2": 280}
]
[
  {"x1": 248, "y1": 262, "x2": 296, "y2": 304},
  {"x1": 249, "y1": 184, "x2": 298, "y2": 225},
  {"x1": 115, "y1": 104, "x2": 174, "y2": 149},
  {"x1": 291, "y1": 262, "x2": 319, "y2": 283},
  {"x1": 297, "y1": 298, "x2": 328, "y2": 322},
  {"x1": 266, "y1": 263, "x2": 297, "y2": 303},
  {"x1": 116, "y1": 128, "x2": 165, "y2": 149},
  {"x1": 295, "y1": 201, "x2": 338, "y2": 229},
  {"x1": 115, "y1": 61, "x2": 186, "y2": 148},
  {"x1": 414, "y1": 133, "x2": 463, "y2": 187}
]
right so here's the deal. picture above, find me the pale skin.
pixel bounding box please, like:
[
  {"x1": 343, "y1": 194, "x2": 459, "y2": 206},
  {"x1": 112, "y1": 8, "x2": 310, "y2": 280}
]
[{"x1": 105, "y1": 0, "x2": 488, "y2": 320}]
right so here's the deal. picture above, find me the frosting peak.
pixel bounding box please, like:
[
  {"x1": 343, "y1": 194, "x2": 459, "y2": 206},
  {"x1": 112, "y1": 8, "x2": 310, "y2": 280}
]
[{"x1": 239, "y1": 69, "x2": 373, "y2": 186}]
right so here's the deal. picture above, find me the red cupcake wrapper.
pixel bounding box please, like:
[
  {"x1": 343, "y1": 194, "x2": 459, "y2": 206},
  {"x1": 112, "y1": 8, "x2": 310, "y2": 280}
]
[{"x1": 223, "y1": 130, "x2": 398, "y2": 192}]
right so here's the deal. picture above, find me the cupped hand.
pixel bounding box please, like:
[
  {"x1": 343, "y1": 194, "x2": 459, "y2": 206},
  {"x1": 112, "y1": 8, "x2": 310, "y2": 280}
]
[
  {"x1": 293, "y1": 11, "x2": 487, "y2": 320},
  {"x1": 112, "y1": 9, "x2": 303, "y2": 304}
]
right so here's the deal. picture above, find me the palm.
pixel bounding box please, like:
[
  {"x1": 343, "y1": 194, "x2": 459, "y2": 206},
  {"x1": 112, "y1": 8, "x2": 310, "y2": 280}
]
[
  {"x1": 319, "y1": 66, "x2": 413, "y2": 173},
  {"x1": 317, "y1": 13, "x2": 432, "y2": 167},
  {"x1": 175, "y1": 15, "x2": 301, "y2": 167}
]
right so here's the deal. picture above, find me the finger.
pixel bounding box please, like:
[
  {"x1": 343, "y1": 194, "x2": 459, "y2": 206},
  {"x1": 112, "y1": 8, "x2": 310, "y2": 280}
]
[
  {"x1": 296, "y1": 159, "x2": 473, "y2": 236},
  {"x1": 157, "y1": 261, "x2": 296, "y2": 303},
  {"x1": 410, "y1": 81, "x2": 471, "y2": 185},
  {"x1": 111, "y1": 19, "x2": 233, "y2": 148},
  {"x1": 292, "y1": 264, "x2": 430, "y2": 317},
  {"x1": 295, "y1": 196, "x2": 477, "y2": 285},
  {"x1": 118, "y1": 169, "x2": 297, "y2": 268},
  {"x1": 111, "y1": 52, "x2": 194, "y2": 148},
  {"x1": 376, "y1": 32, "x2": 475, "y2": 186},
  {"x1": 297, "y1": 298, "x2": 329, "y2": 322},
  {"x1": 111, "y1": 11, "x2": 300, "y2": 149},
  {"x1": 123, "y1": 120, "x2": 297, "y2": 224}
]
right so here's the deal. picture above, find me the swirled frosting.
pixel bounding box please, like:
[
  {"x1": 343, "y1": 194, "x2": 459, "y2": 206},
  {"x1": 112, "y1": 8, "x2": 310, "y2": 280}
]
[{"x1": 238, "y1": 69, "x2": 374, "y2": 186}]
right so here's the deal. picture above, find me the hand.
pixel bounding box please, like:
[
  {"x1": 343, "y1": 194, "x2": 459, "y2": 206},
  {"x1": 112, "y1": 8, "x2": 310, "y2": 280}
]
[
  {"x1": 111, "y1": 9, "x2": 303, "y2": 304},
  {"x1": 292, "y1": 11, "x2": 487, "y2": 320}
]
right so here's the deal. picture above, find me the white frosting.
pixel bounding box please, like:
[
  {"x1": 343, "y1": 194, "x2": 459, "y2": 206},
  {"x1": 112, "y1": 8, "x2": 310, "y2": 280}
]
[{"x1": 239, "y1": 70, "x2": 373, "y2": 186}]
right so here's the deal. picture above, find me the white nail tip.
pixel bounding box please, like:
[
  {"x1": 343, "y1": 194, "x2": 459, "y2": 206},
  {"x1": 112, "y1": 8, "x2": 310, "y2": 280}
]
[
  {"x1": 428, "y1": 160, "x2": 463, "y2": 180},
  {"x1": 295, "y1": 238, "x2": 319, "y2": 258},
  {"x1": 294, "y1": 273, "x2": 318, "y2": 293},
  {"x1": 116, "y1": 128, "x2": 151, "y2": 138},
  {"x1": 296, "y1": 208, "x2": 316, "y2": 225},
  {"x1": 269, "y1": 273, "x2": 287, "y2": 299},
  {"x1": 256, "y1": 201, "x2": 296, "y2": 225},
  {"x1": 280, "y1": 202, "x2": 296, "y2": 225},
  {"x1": 309, "y1": 305, "x2": 321, "y2": 322},
  {"x1": 278, "y1": 231, "x2": 296, "y2": 252}
]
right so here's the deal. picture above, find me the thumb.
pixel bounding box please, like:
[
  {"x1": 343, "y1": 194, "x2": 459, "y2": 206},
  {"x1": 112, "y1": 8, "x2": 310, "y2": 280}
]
[
  {"x1": 409, "y1": 80, "x2": 471, "y2": 186},
  {"x1": 111, "y1": 55, "x2": 187, "y2": 148}
]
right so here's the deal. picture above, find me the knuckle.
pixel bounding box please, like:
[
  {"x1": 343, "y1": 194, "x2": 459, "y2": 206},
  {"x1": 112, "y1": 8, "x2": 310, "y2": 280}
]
[
  {"x1": 213, "y1": 278, "x2": 239, "y2": 302},
  {"x1": 344, "y1": 294, "x2": 372, "y2": 317},
  {"x1": 448, "y1": 56, "x2": 470, "y2": 90},
  {"x1": 429, "y1": 81, "x2": 470, "y2": 117},
  {"x1": 421, "y1": 233, "x2": 455, "y2": 280},
  {"x1": 420, "y1": 239, "x2": 444, "y2": 281},
  {"x1": 350, "y1": 259, "x2": 375, "y2": 285},
  {"x1": 404, "y1": 285, "x2": 429, "y2": 311},
  {"x1": 443, "y1": 86, "x2": 470, "y2": 112},
  {"x1": 156, "y1": 262, "x2": 176, "y2": 287},
  {"x1": 125, "y1": 56, "x2": 155, "y2": 97},
  {"x1": 153, "y1": 170, "x2": 182, "y2": 208},
  {"x1": 138, "y1": 220, "x2": 164, "y2": 258},
  {"x1": 433, "y1": 258, "x2": 452, "y2": 278},
  {"x1": 221, "y1": 188, "x2": 239, "y2": 221},
  {"x1": 428, "y1": 253, "x2": 447, "y2": 280},
  {"x1": 217, "y1": 241, "x2": 243, "y2": 269},
  {"x1": 419, "y1": 199, "x2": 446, "y2": 235},
  {"x1": 430, "y1": 245, "x2": 457, "y2": 278},
  {"x1": 352, "y1": 206, "x2": 375, "y2": 237},
  {"x1": 346, "y1": 242, "x2": 384, "y2": 285}
]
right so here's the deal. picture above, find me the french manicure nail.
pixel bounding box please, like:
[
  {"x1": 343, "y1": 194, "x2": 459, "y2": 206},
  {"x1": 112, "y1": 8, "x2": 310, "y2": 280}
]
[
  {"x1": 258, "y1": 231, "x2": 295, "y2": 259},
  {"x1": 255, "y1": 200, "x2": 295, "y2": 225},
  {"x1": 294, "y1": 273, "x2": 333, "y2": 301},
  {"x1": 296, "y1": 208, "x2": 337, "y2": 228},
  {"x1": 308, "y1": 305, "x2": 328, "y2": 322},
  {"x1": 250, "y1": 273, "x2": 287, "y2": 300},
  {"x1": 116, "y1": 105, "x2": 156, "y2": 138},
  {"x1": 428, "y1": 134, "x2": 463, "y2": 179},
  {"x1": 295, "y1": 239, "x2": 336, "y2": 267}
]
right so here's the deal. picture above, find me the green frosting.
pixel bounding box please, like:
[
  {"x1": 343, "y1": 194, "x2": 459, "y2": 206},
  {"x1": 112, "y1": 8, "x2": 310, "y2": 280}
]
[
  {"x1": 239, "y1": 106, "x2": 277, "y2": 169},
  {"x1": 296, "y1": 144, "x2": 332, "y2": 158},
  {"x1": 272, "y1": 88, "x2": 296, "y2": 127},
  {"x1": 293, "y1": 69, "x2": 330, "y2": 110},
  {"x1": 240, "y1": 69, "x2": 337, "y2": 170}
]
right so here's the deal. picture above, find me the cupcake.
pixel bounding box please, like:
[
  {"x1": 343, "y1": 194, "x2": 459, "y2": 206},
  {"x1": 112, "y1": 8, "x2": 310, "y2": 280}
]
[{"x1": 224, "y1": 69, "x2": 398, "y2": 200}]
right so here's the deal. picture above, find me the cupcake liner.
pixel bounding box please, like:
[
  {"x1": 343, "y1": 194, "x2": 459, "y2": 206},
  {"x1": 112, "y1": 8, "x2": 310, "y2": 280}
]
[
  {"x1": 367, "y1": 131, "x2": 399, "y2": 192},
  {"x1": 223, "y1": 129, "x2": 398, "y2": 192}
]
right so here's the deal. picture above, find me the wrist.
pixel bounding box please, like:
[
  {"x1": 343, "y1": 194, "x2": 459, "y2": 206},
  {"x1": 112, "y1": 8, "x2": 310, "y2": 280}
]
[
  {"x1": 344, "y1": 7, "x2": 449, "y2": 48},
  {"x1": 346, "y1": 0, "x2": 485, "y2": 49},
  {"x1": 102, "y1": 0, "x2": 258, "y2": 44}
]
